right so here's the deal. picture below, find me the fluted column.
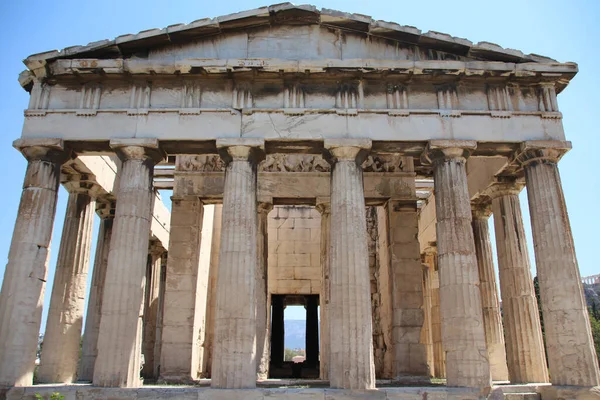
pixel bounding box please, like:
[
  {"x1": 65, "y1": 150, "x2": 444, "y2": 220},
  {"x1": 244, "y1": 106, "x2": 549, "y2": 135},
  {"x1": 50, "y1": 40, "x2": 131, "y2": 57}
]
[
  {"x1": 423, "y1": 248, "x2": 445, "y2": 379},
  {"x1": 159, "y1": 195, "x2": 204, "y2": 383},
  {"x1": 211, "y1": 139, "x2": 264, "y2": 389},
  {"x1": 142, "y1": 241, "x2": 165, "y2": 380},
  {"x1": 487, "y1": 182, "x2": 548, "y2": 383},
  {"x1": 93, "y1": 139, "x2": 164, "y2": 388},
  {"x1": 256, "y1": 201, "x2": 273, "y2": 380},
  {"x1": 0, "y1": 139, "x2": 70, "y2": 387},
  {"x1": 424, "y1": 140, "x2": 491, "y2": 390},
  {"x1": 421, "y1": 263, "x2": 434, "y2": 377},
  {"x1": 520, "y1": 141, "x2": 600, "y2": 387},
  {"x1": 79, "y1": 201, "x2": 115, "y2": 381},
  {"x1": 471, "y1": 204, "x2": 510, "y2": 382},
  {"x1": 38, "y1": 179, "x2": 97, "y2": 383},
  {"x1": 325, "y1": 139, "x2": 375, "y2": 390},
  {"x1": 316, "y1": 201, "x2": 330, "y2": 380}
]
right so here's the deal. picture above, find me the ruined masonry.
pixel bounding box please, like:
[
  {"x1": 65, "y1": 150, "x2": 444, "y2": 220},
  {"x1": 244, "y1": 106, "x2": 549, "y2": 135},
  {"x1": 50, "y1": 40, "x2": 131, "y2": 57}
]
[{"x1": 0, "y1": 4, "x2": 598, "y2": 400}]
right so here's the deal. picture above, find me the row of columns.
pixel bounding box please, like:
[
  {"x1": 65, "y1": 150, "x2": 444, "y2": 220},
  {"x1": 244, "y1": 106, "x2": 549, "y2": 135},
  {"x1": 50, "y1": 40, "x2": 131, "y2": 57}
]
[
  {"x1": 0, "y1": 138, "x2": 597, "y2": 392},
  {"x1": 420, "y1": 141, "x2": 599, "y2": 389}
]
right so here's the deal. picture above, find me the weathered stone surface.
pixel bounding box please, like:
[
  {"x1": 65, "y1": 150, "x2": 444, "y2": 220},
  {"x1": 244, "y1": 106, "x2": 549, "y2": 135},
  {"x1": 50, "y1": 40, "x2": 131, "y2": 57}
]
[
  {"x1": 325, "y1": 139, "x2": 375, "y2": 389},
  {"x1": 387, "y1": 201, "x2": 428, "y2": 377},
  {"x1": 522, "y1": 143, "x2": 600, "y2": 387},
  {"x1": 316, "y1": 202, "x2": 330, "y2": 381},
  {"x1": 93, "y1": 139, "x2": 164, "y2": 387},
  {"x1": 256, "y1": 202, "x2": 273, "y2": 380},
  {"x1": 0, "y1": 139, "x2": 69, "y2": 387},
  {"x1": 487, "y1": 182, "x2": 548, "y2": 384},
  {"x1": 37, "y1": 187, "x2": 96, "y2": 383},
  {"x1": 211, "y1": 140, "x2": 264, "y2": 388},
  {"x1": 80, "y1": 202, "x2": 115, "y2": 381},
  {"x1": 160, "y1": 196, "x2": 205, "y2": 383},
  {"x1": 471, "y1": 205, "x2": 509, "y2": 382},
  {"x1": 426, "y1": 141, "x2": 491, "y2": 390}
]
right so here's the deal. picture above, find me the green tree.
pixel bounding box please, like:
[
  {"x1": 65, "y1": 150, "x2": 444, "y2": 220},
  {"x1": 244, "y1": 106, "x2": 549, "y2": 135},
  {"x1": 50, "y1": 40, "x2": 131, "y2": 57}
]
[
  {"x1": 284, "y1": 348, "x2": 304, "y2": 362},
  {"x1": 588, "y1": 309, "x2": 600, "y2": 363}
]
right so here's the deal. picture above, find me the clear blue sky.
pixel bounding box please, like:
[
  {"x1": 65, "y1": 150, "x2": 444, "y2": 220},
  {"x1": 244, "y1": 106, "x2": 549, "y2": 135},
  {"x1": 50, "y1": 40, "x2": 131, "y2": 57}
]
[{"x1": 0, "y1": 0, "x2": 597, "y2": 326}]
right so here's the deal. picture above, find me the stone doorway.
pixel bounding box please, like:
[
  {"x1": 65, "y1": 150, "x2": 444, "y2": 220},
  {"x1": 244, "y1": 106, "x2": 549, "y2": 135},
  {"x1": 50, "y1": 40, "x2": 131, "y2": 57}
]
[{"x1": 269, "y1": 294, "x2": 320, "y2": 379}]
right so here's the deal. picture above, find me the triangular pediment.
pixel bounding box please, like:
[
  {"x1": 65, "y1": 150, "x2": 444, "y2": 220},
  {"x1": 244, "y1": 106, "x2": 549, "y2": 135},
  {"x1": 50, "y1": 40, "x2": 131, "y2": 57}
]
[{"x1": 24, "y1": 3, "x2": 558, "y2": 70}]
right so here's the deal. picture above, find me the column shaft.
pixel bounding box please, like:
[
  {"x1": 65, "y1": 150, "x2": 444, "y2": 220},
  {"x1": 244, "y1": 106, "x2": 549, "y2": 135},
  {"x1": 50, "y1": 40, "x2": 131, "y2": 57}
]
[
  {"x1": 201, "y1": 205, "x2": 223, "y2": 378},
  {"x1": 0, "y1": 140, "x2": 67, "y2": 387},
  {"x1": 142, "y1": 244, "x2": 164, "y2": 380},
  {"x1": 524, "y1": 153, "x2": 600, "y2": 386},
  {"x1": 489, "y1": 188, "x2": 548, "y2": 383},
  {"x1": 421, "y1": 265, "x2": 434, "y2": 377},
  {"x1": 430, "y1": 270, "x2": 446, "y2": 378},
  {"x1": 316, "y1": 202, "x2": 330, "y2": 380},
  {"x1": 429, "y1": 143, "x2": 491, "y2": 389},
  {"x1": 79, "y1": 206, "x2": 114, "y2": 381},
  {"x1": 256, "y1": 203, "x2": 272, "y2": 379},
  {"x1": 38, "y1": 189, "x2": 95, "y2": 383},
  {"x1": 160, "y1": 197, "x2": 205, "y2": 382},
  {"x1": 472, "y1": 209, "x2": 510, "y2": 382},
  {"x1": 93, "y1": 140, "x2": 163, "y2": 387},
  {"x1": 326, "y1": 140, "x2": 375, "y2": 389},
  {"x1": 211, "y1": 140, "x2": 263, "y2": 389}
]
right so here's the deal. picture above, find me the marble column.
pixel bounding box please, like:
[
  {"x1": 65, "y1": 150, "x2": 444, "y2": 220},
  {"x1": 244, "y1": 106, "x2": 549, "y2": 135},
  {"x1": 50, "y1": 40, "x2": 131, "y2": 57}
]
[
  {"x1": 79, "y1": 201, "x2": 115, "y2": 381},
  {"x1": 38, "y1": 180, "x2": 97, "y2": 383},
  {"x1": 93, "y1": 139, "x2": 164, "y2": 388},
  {"x1": 423, "y1": 248, "x2": 445, "y2": 379},
  {"x1": 159, "y1": 195, "x2": 205, "y2": 383},
  {"x1": 0, "y1": 139, "x2": 70, "y2": 387},
  {"x1": 211, "y1": 139, "x2": 264, "y2": 389},
  {"x1": 471, "y1": 204, "x2": 510, "y2": 382},
  {"x1": 142, "y1": 241, "x2": 165, "y2": 380},
  {"x1": 316, "y1": 201, "x2": 330, "y2": 380},
  {"x1": 256, "y1": 201, "x2": 273, "y2": 380},
  {"x1": 421, "y1": 263, "x2": 434, "y2": 377},
  {"x1": 520, "y1": 142, "x2": 600, "y2": 387},
  {"x1": 325, "y1": 139, "x2": 375, "y2": 390},
  {"x1": 424, "y1": 140, "x2": 491, "y2": 390},
  {"x1": 487, "y1": 182, "x2": 548, "y2": 383},
  {"x1": 201, "y1": 205, "x2": 223, "y2": 378},
  {"x1": 153, "y1": 254, "x2": 167, "y2": 379}
]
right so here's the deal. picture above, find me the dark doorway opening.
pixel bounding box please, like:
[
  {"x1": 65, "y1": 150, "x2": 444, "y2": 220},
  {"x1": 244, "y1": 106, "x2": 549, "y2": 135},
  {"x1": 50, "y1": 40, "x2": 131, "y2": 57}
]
[{"x1": 269, "y1": 294, "x2": 320, "y2": 379}]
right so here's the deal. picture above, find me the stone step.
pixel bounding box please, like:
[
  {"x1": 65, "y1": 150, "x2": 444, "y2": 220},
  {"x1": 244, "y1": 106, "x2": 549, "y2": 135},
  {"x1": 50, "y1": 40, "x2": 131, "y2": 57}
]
[{"x1": 503, "y1": 393, "x2": 540, "y2": 400}]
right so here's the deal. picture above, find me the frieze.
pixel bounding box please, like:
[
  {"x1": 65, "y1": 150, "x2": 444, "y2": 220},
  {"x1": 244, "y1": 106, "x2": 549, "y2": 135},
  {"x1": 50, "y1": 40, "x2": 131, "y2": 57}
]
[
  {"x1": 259, "y1": 154, "x2": 330, "y2": 172},
  {"x1": 176, "y1": 155, "x2": 225, "y2": 172},
  {"x1": 361, "y1": 155, "x2": 406, "y2": 172}
]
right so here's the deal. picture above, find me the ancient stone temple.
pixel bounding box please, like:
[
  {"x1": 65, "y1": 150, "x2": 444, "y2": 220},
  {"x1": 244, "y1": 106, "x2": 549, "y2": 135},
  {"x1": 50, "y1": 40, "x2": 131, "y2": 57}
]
[{"x1": 0, "y1": 4, "x2": 598, "y2": 400}]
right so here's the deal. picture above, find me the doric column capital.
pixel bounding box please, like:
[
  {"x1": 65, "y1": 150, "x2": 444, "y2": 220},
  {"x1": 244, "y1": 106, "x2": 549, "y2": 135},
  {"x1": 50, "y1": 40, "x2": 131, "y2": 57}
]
[
  {"x1": 13, "y1": 138, "x2": 72, "y2": 164},
  {"x1": 216, "y1": 138, "x2": 265, "y2": 165},
  {"x1": 109, "y1": 138, "x2": 165, "y2": 164},
  {"x1": 421, "y1": 140, "x2": 477, "y2": 166},
  {"x1": 515, "y1": 140, "x2": 571, "y2": 168},
  {"x1": 257, "y1": 201, "x2": 273, "y2": 215},
  {"x1": 315, "y1": 197, "x2": 331, "y2": 216},
  {"x1": 471, "y1": 202, "x2": 492, "y2": 219},
  {"x1": 324, "y1": 138, "x2": 371, "y2": 164},
  {"x1": 484, "y1": 179, "x2": 525, "y2": 200},
  {"x1": 148, "y1": 240, "x2": 166, "y2": 258},
  {"x1": 96, "y1": 200, "x2": 116, "y2": 219}
]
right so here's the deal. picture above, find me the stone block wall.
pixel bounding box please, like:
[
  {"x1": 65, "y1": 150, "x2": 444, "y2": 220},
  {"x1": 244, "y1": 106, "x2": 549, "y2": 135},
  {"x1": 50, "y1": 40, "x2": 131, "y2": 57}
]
[{"x1": 268, "y1": 206, "x2": 321, "y2": 295}]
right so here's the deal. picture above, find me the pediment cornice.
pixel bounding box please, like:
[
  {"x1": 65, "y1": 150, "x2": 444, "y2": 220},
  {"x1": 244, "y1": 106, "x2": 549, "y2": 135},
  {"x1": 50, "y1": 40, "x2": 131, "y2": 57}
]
[{"x1": 21, "y1": 3, "x2": 573, "y2": 91}]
